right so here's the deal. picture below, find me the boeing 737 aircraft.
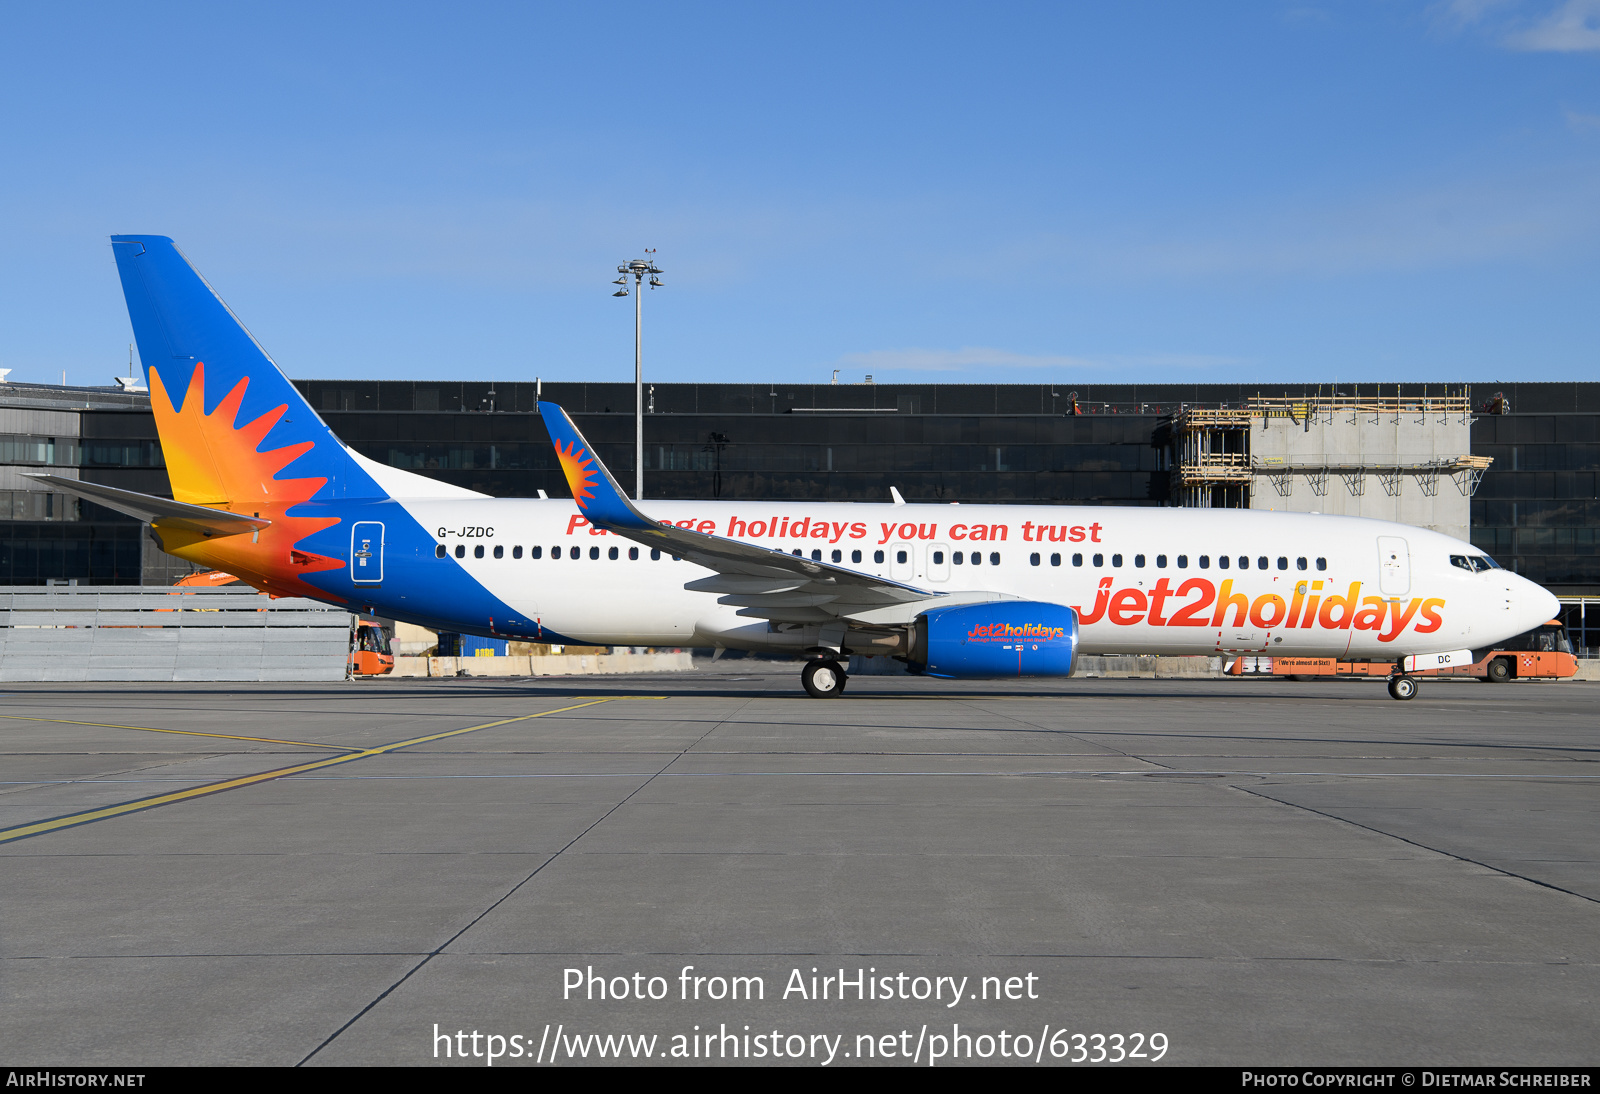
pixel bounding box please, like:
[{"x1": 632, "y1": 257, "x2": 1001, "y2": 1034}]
[{"x1": 35, "y1": 236, "x2": 1560, "y2": 699}]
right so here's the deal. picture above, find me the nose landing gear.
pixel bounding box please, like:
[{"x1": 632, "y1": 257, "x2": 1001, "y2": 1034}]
[
  {"x1": 802, "y1": 659, "x2": 847, "y2": 699},
  {"x1": 1386, "y1": 674, "x2": 1418, "y2": 701}
]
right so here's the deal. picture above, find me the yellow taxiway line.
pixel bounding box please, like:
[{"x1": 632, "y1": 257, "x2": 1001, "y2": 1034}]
[{"x1": 0, "y1": 698, "x2": 621, "y2": 846}]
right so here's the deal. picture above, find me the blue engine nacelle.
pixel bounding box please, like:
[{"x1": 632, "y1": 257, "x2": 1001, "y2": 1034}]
[{"x1": 909, "y1": 601, "x2": 1080, "y2": 678}]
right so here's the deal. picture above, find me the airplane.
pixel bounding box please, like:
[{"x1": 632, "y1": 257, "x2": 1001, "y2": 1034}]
[{"x1": 32, "y1": 235, "x2": 1561, "y2": 701}]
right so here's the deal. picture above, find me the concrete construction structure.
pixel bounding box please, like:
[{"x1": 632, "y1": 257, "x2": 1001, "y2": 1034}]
[{"x1": 1172, "y1": 393, "x2": 1487, "y2": 542}]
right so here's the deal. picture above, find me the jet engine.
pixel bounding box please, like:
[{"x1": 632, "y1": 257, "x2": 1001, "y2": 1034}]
[{"x1": 908, "y1": 601, "x2": 1079, "y2": 678}]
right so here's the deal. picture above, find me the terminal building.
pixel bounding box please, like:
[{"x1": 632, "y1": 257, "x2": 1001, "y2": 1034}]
[{"x1": 1, "y1": 377, "x2": 1594, "y2": 646}]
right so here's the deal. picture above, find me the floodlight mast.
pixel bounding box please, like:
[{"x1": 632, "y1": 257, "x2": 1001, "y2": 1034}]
[{"x1": 611, "y1": 253, "x2": 663, "y2": 500}]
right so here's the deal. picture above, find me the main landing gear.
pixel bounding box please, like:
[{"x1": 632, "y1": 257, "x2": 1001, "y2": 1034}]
[
  {"x1": 1386, "y1": 674, "x2": 1418, "y2": 701},
  {"x1": 802, "y1": 659, "x2": 847, "y2": 699}
]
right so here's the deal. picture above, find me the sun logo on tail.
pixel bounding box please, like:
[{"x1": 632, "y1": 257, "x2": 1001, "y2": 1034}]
[
  {"x1": 148, "y1": 362, "x2": 343, "y2": 598},
  {"x1": 555, "y1": 440, "x2": 600, "y2": 509}
]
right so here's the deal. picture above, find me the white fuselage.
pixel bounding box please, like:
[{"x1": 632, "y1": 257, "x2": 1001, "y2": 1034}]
[{"x1": 394, "y1": 498, "x2": 1558, "y2": 660}]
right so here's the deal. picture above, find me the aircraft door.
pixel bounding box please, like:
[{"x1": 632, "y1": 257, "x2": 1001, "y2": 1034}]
[
  {"x1": 890, "y1": 544, "x2": 915, "y2": 583},
  {"x1": 1377, "y1": 536, "x2": 1410, "y2": 597},
  {"x1": 352, "y1": 521, "x2": 384, "y2": 585}
]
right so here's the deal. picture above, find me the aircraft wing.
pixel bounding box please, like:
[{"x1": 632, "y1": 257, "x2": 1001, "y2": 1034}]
[
  {"x1": 537, "y1": 402, "x2": 942, "y2": 622},
  {"x1": 25, "y1": 474, "x2": 271, "y2": 538}
]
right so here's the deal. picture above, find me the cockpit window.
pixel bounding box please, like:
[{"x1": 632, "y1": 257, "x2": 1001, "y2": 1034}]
[
  {"x1": 1450, "y1": 555, "x2": 1474, "y2": 572},
  {"x1": 1452, "y1": 554, "x2": 1500, "y2": 573}
]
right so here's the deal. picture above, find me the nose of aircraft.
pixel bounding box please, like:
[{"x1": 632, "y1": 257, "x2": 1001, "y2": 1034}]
[{"x1": 1511, "y1": 572, "x2": 1561, "y2": 631}]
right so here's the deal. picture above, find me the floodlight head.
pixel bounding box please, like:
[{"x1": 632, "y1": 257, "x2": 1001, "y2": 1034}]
[
  {"x1": 612, "y1": 277, "x2": 627, "y2": 285},
  {"x1": 649, "y1": 277, "x2": 662, "y2": 288},
  {"x1": 612, "y1": 289, "x2": 629, "y2": 297}
]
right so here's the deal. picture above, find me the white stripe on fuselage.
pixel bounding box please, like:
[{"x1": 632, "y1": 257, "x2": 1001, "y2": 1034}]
[{"x1": 394, "y1": 499, "x2": 1555, "y2": 657}]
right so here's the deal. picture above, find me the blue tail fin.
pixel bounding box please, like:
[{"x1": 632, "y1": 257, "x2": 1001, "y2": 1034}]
[{"x1": 110, "y1": 235, "x2": 379, "y2": 504}]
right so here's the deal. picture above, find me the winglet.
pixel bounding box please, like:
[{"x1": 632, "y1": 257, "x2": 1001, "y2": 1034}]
[{"x1": 537, "y1": 402, "x2": 655, "y2": 531}]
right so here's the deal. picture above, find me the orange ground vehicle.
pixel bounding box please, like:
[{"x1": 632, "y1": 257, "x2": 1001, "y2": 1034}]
[
  {"x1": 346, "y1": 621, "x2": 395, "y2": 677},
  {"x1": 1228, "y1": 620, "x2": 1578, "y2": 682},
  {"x1": 173, "y1": 570, "x2": 394, "y2": 676}
]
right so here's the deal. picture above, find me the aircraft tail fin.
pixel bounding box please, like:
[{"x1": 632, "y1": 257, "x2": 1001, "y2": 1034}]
[{"x1": 110, "y1": 235, "x2": 377, "y2": 510}]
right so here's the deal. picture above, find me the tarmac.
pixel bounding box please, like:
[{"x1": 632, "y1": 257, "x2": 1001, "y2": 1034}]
[{"x1": 1, "y1": 668, "x2": 1596, "y2": 1067}]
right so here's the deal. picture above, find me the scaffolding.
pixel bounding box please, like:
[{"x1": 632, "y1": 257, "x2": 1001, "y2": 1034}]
[{"x1": 1167, "y1": 394, "x2": 1489, "y2": 508}]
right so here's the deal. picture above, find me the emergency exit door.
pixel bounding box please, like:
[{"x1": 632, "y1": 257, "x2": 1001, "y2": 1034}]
[{"x1": 352, "y1": 522, "x2": 384, "y2": 584}]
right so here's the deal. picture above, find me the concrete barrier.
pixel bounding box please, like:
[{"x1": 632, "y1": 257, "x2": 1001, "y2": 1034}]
[
  {"x1": 0, "y1": 586, "x2": 351, "y2": 681},
  {"x1": 1565, "y1": 659, "x2": 1600, "y2": 682},
  {"x1": 390, "y1": 650, "x2": 695, "y2": 678}
]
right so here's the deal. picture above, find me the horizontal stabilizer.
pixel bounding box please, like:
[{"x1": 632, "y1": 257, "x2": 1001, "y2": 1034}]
[{"x1": 26, "y1": 475, "x2": 271, "y2": 538}]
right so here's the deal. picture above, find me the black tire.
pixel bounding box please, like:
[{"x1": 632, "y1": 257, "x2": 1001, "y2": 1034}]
[
  {"x1": 802, "y1": 660, "x2": 846, "y2": 699},
  {"x1": 1387, "y1": 675, "x2": 1418, "y2": 701},
  {"x1": 1486, "y1": 658, "x2": 1513, "y2": 683}
]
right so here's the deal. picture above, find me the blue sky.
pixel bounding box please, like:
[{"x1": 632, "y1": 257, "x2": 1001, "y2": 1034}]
[{"x1": 0, "y1": 1, "x2": 1596, "y2": 388}]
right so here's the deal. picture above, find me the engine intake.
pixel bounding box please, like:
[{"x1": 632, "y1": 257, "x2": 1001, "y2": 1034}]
[{"x1": 909, "y1": 601, "x2": 1079, "y2": 678}]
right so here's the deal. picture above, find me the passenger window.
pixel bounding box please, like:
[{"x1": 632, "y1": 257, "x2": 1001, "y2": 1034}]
[
  {"x1": 456, "y1": 545, "x2": 466, "y2": 558},
  {"x1": 1218, "y1": 555, "x2": 1229, "y2": 569},
  {"x1": 650, "y1": 549, "x2": 661, "y2": 560},
  {"x1": 1156, "y1": 554, "x2": 1167, "y2": 568},
  {"x1": 513, "y1": 545, "x2": 523, "y2": 559},
  {"x1": 474, "y1": 545, "x2": 485, "y2": 559},
  {"x1": 1276, "y1": 556, "x2": 1286, "y2": 570},
  {"x1": 1134, "y1": 554, "x2": 1145, "y2": 568},
  {"x1": 1030, "y1": 552, "x2": 1040, "y2": 566},
  {"x1": 1199, "y1": 555, "x2": 1210, "y2": 569},
  {"x1": 989, "y1": 553, "x2": 1000, "y2": 566},
  {"x1": 1072, "y1": 553, "x2": 1083, "y2": 567},
  {"x1": 436, "y1": 545, "x2": 446, "y2": 558},
  {"x1": 1296, "y1": 557, "x2": 1306, "y2": 570},
  {"x1": 831, "y1": 549, "x2": 842, "y2": 563},
  {"x1": 629, "y1": 547, "x2": 638, "y2": 560},
  {"x1": 953, "y1": 551, "x2": 964, "y2": 564},
  {"x1": 609, "y1": 546, "x2": 619, "y2": 560},
  {"x1": 933, "y1": 550, "x2": 945, "y2": 565},
  {"x1": 1051, "y1": 553, "x2": 1061, "y2": 566},
  {"x1": 589, "y1": 546, "x2": 600, "y2": 560},
  {"x1": 874, "y1": 550, "x2": 885, "y2": 564},
  {"x1": 851, "y1": 550, "x2": 862, "y2": 563},
  {"x1": 813, "y1": 549, "x2": 823, "y2": 561},
  {"x1": 1092, "y1": 553, "x2": 1103, "y2": 567},
  {"x1": 1316, "y1": 557, "x2": 1327, "y2": 571},
  {"x1": 1239, "y1": 556, "x2": 1249, "y2": 569},
  {"x1": 1112, "y1": 554, "x2": 1123, "y2": 567},
  {"x1": 792, "y1": 549, "x2": 802, "y2": 557},
  {"x1": 971, "y1": 553, "x2": 982, "y2": 567},
  {"x1": 1177, "y1": 555, "x2": 1188, "y2": 568},
  {"x1": 1258, "y1": 557, "x2": 1268, "y2": 570},
  {"x1": 493, "y1": 545, "x2": 504, "y2": 559}
]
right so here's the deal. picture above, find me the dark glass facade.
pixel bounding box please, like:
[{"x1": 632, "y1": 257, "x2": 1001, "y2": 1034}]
[
  {"x1": 2, "y1": 380, "x2": 1594, "y2": 594},
  {"x1": 1467, "y1": 383, "x2": 1600, "y2": 591}
]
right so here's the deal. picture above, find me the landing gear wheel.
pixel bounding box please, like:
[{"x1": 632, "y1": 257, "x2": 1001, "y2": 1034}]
[
  {"x1": 1387, "y1": 675, "x2": 1418, "y2": 701},
  {"x1": 802, "y1": 659, "x2": 846, "y2": 699},
  {"x1": 1486, "y1": 657, "x2": 1513, "y2": 683}
]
